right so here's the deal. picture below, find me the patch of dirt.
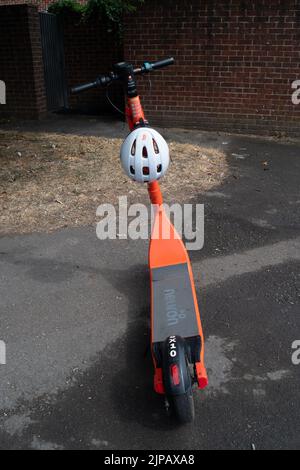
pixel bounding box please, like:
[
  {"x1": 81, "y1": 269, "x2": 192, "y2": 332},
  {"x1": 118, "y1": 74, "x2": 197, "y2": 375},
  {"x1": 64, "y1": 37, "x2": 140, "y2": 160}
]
[{"x1": 0, "y1": 130, "x2": 229, "y2": 235}]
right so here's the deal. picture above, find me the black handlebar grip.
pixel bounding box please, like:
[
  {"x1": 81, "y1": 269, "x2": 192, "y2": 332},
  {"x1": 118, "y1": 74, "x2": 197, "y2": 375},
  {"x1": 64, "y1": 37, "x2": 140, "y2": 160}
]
[
  {"x1": 151, "y1": 57, "x2": 175, "y2": 70},
  {"x1": 71, "y1": 81, "x2": 98, "y2": 94}
]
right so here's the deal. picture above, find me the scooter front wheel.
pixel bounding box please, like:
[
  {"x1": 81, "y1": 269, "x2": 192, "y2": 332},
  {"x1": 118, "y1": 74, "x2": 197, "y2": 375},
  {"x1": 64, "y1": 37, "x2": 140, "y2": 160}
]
[{"x1": 169, "y1": 391, "x2": 195, "y2": 424}]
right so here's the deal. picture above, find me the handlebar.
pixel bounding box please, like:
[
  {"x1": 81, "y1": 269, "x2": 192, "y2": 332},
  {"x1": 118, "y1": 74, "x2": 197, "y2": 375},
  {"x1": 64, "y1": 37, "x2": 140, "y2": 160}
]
[
  {"x1": 71, "y1": 57, "x2": 174, "y2": 94},
  {"x1": 71, "y1": 80, "x2": 101, "y2": 93},
  {"x1": 149, "y1": 57, "x2": 175, "y2": 71}
]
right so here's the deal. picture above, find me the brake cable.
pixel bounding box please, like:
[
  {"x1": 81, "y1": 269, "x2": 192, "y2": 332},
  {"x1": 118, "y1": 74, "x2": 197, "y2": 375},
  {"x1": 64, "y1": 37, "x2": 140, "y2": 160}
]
[{"x1": 105, "y1": 81, "x2": 125, "y2": 116}]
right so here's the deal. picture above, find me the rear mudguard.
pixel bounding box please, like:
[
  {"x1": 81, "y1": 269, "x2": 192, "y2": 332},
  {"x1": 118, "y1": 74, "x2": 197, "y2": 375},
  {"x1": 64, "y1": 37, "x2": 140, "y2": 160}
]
[{"x1": 162, "y1": 335, "x2": 192, "y2": 396}]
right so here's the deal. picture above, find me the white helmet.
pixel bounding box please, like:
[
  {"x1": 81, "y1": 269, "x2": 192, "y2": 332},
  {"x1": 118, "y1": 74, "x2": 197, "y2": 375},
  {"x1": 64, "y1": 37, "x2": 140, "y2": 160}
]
[{"x1": 120, "y1": 127, "x2": 170, "y2": 183}]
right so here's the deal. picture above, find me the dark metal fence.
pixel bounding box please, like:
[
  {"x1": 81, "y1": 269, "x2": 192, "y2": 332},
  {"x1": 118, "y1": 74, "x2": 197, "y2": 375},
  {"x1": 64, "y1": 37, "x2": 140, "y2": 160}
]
[{"x1": 40, "y1": 12, "x2": 68, "y2": 111}]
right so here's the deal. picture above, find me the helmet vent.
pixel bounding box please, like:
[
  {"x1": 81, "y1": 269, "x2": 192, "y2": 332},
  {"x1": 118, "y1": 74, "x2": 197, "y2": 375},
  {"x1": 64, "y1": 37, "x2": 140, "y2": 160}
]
[
  {"x1": 153, "y1": 139, "x2": 159, "y2": 154},
  {"x1": 157, "y1": 164, "x2": 162, "y2": 173},
  {"x1": 131, "y1": 140, "x2": 136, "y2": 156},
  {"x1": 130, "y1": 165, "x2": 135, "y2": 175},
  {"x1": 142, "y1": 167, "x2": 150, "y2": 175},
  {"x1": 142, "y1": 146, "x2": 148, "y2": 158}
]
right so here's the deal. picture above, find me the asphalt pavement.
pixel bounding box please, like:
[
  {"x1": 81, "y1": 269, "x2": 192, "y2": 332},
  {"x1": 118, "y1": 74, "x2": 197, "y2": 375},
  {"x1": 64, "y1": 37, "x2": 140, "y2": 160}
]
[{"x1": 0, "y1": 119, "x2": 299, "y2": 449}]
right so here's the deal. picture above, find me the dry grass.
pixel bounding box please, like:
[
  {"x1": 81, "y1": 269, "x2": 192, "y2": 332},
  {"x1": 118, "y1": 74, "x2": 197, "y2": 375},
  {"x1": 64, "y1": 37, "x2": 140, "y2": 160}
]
[{"x1": 0, "y1": 130, "x2": 229, "y2": 235}]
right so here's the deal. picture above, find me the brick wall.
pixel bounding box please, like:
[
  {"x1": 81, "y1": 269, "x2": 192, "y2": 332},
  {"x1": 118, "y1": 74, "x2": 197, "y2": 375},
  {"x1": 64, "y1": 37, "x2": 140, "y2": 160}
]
[
  {"x1": 62, "y1": 11, "x2": 123, "y2": 114},
  {"x1": 124, "y1": 0, "x2": 300, "y2": 136},
  {"x1": 0, "y1": 0, "x2": 50, "y2": 10},
  {"x1": 0, "y1": 4, "x2": 47, "y2": 119},
  {"x1": 0, "y1": 1, "x2": 86, "y2": 10}
]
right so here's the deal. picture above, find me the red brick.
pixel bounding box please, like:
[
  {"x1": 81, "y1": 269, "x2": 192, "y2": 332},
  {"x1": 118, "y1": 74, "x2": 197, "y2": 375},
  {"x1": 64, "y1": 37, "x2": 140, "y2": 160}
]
[{"x1": 124, "y1": 0, "x2": 300, "y2": 136}]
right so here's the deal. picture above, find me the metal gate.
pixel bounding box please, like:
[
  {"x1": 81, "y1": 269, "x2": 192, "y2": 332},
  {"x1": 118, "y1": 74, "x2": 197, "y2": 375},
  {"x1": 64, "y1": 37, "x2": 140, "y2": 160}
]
[{"x1": 40, "y1": 12, "x2": 68, "y2": 111}]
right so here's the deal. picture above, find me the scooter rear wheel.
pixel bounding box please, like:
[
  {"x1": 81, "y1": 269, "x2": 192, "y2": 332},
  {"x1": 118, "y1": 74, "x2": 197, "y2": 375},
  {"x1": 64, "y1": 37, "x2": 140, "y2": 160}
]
[{"x1": 169, "y1": 391, "x2": 195, "y2": 424}]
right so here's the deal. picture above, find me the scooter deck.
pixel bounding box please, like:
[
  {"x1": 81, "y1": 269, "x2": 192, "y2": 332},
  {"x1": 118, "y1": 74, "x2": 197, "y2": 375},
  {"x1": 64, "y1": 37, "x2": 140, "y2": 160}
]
[
  {"x1": 151, "y1": 262, "x2": 199, "y2": 343},
  {"x1": 149, "y1": 208, "x2": 208, "y2": 392}
]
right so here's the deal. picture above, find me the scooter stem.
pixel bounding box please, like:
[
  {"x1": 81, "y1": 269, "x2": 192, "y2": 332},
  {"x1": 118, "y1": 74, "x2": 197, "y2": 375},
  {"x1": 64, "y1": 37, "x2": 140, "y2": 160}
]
[{"x1": 148, "y1": 181, "x2": 163, "y2": 206}]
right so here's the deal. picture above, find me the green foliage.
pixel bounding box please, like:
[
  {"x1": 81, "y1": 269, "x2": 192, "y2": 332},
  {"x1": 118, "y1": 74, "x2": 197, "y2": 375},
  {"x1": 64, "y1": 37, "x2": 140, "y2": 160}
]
[
  {"x1": 85, "y1": 0, "x2": 141, "y2": 22},
  {"x1": 48, "y1": 0, "x2": 85, "y2": 16},
  {"x1": 48, "y1": 0, "x2": 143, "y2": 24}
]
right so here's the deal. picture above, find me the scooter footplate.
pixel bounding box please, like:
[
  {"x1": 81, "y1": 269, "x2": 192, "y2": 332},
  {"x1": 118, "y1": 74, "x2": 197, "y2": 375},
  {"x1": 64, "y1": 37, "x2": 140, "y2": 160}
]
[{"x1": 152, "y1": 263, "x2": 199, "y2": 343}]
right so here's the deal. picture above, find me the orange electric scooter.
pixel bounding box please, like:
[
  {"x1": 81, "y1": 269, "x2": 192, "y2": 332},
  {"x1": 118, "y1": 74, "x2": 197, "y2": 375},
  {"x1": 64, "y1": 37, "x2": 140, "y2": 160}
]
[{"x1": 72, "y1": 58, "x2": 208, "y2": 423}]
